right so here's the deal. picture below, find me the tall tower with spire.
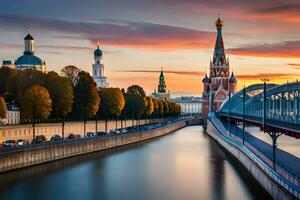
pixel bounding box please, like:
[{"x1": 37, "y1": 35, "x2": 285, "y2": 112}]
[
  {"x1": 158, "y1": 68, "x2": 166, "y2": 93},
  {"x1": 92, "y1": 42, "x2": 108, "y2": 88},
  {"x1": 152, "y1": 68, "x2": 170, "y2": 101},
  {"x1": 201, "y1": 16, "x2": 237, "y2": 120}
]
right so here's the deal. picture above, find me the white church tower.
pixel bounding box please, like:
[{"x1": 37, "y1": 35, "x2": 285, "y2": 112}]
[{"x1": 92, "y1": 42, "x2": 108, "y2": 88}]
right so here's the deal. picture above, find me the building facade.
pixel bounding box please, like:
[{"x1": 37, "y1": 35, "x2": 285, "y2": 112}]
[
  {"x1": 3, "y1": 103, "x2": 20, "y2": 125},
  {"x1": 201, "y1": 17, "x2": 237, "y2": 119},
  {"x1": 92, "y1": 43, "x2": 108, "y2": 88},
  {"x1": 14, "y1": 32, "x2": 47, "y2": 73},
  {"x1": 1, "y1": 60, "x2": 15, "y2": 69},
  {"x1": 152, "y1": 69, "x2": 170, "y2": 101},
  {"x1": 170, "y1": 96, "x2": 202, "y2": 115}
]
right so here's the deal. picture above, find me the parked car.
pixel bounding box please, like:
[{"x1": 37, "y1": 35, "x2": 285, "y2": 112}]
[
  {"x1": 16, "y1": 139, "x2": 28, "y2": 146},
  {"x1": 110, "y1": 129, "x2": 120, "y2": 134},
  {"x1": 50, "y1": 135, "x2": 62, "y2": 142},
  {"x1": 97, "y1": 131, "x2": 106, "y2": 136},
  {"x1": 87, "y1": 132, "x2": 97, "y2": 138},
  {"x1": 32, "y1": 135, "x2": 46, "y2": 144},
  {"x1": 75, "y1": 134, "x2": 82, "y2": 139},
  {"x1": 121, "y1": 129, "x2": 128, "y2": 134},
  {"x1": 3, "y1": 140, "x2": 16, "y2": 147},
  {"x1": 67, "y1": 134, "x2": 76, "y2": 139}
]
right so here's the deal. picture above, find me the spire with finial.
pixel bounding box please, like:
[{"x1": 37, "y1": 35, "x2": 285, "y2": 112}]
[
  {"x1": 158, "y1": 67, "x2": 166, "y2": 93},
  {"x1": 213, "y1": 14, "x2": 226, "y2": 66}
]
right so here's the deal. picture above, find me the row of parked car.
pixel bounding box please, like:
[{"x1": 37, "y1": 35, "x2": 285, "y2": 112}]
[{"x1": 1, "y1": 121, "x2": 171, "y2": 148}]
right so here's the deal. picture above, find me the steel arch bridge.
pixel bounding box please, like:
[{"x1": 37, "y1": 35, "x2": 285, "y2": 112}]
[{"x1": 218, "y1": 82, "x2": 300, "y2": 139}]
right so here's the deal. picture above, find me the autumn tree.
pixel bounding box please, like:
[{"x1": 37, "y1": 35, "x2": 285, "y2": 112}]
[
  {"x1": 0, "y1": 97, "x2": 7, "y2": 124},
  {"x1": 127, "y1": 85, "x2": 146, "y2": 97},
  {"x1": 98, "y1": 88, "x2": 125, "y2": 132},
  {"x1": 7, "y1": 69, "x2": 45, "y2": 105},
  {"x1": 158, "y1": 100, "x2": 164, "y2": 118},
  {"x1": 145, "y1": 96, "x2": 154, "y2": 122},
  {"x1": 61, "y1": 65, "x2": 80, "y2": 86},
  {"x1": 152, "y1": 98, "x2": 159, "y2": 119},
  {"x1": 22, "y1": 85, "x2": 52, "y2": 139},
  {"x1": 72, "y1": 71, "x2": 100, "y2": 136},
  {"x1": 44, "y1": 72, "x2": 74, "y2": 138}
]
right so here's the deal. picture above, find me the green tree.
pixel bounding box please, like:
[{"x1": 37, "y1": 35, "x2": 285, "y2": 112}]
[
  {"x1": 22, "y1": 85, "x2": 52, "y2": 139},
  {"x1": 124, "y1": 93, "x2": 137, "y2": 126},
  {"x1": 127, "y1": 85, "x2": 146, "y2": 97},
  {"x1": 73, "y1": 71, "x2": 100, "y2": 136},
  {"x1": 0, "y1": 97, "x2": 7, "y2": 124},
  {"x1": 0, "y1": 67, "x2": 15, "y2": 94},
  {"x1": 44, "y1": 72, "x2": 74, "y2": 138},
  {"x1": 61, "y1": 65, "x2": 80, "y2": 86}
]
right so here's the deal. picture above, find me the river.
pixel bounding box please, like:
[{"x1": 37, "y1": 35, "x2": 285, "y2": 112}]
[{"x1": 0, "y1": 126, "x2": 271, "y2": 200}]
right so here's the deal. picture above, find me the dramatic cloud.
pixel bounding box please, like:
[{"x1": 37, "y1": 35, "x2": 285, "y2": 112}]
[
  {"x1": 0, "y1": 15, "x2": 215, "y2": 50},
  {"x1": 286, "y1": 63, "x2": 300, "y2": 69},
  {"x1": 253, "y1": 4, "x2": 300, "y2": 22},
  {"x1": 227, "y1": 41, "x2": 300, "y2": 58}
]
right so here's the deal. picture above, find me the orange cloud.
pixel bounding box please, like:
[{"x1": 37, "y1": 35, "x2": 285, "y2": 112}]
[{"x1": 228, "y1": 41, "x2": 300, "y2": 58}]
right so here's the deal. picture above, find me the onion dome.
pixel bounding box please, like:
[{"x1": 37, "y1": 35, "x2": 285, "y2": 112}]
[
  {"x1": 15, "y1": 54, "x2": 43, "y2": 69},
  {"x1": 24, "y1": 33, "x2": 34, "y2": 40},
  {"x1": 202, "y1": 74, "x2": 211, "y2": 83},
  {"x1": 215, "y1": 17, "x2": 223, "y2": 28},
  {"x1": 94, "y1": 44, "x2": 103, "y2": 57},
  {"x1": 229, "y1": 72, "x2": 237, "y2": 83}
]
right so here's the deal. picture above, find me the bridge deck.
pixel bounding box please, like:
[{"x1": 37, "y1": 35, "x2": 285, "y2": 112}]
[{"x1": 221, "y1": 120, "x2": 300, "y2": 179}]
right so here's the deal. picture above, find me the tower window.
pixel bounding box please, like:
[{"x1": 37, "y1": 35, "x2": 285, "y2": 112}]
[{"x1": 95, "y1": 70, "x2": 97, "y2": 76}]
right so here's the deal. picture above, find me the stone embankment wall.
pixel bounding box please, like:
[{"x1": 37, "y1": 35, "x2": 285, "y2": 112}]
[
  {"x1": 0, "y1": 120, "x2": 186, "y2": 173},
  {"x1": 207, "y1": 117, "x2": 299, "y2": 200}
]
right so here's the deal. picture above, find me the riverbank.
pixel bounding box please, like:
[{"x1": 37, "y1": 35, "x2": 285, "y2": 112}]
[
  {"x1": 207, "y1": 114, "x2": 300, "y2": 200},
  {"x1": 0, "y1": 118, "x2": 201, "y2": 173},
  {"x1": 0, "y1": 126, "x2": 270, "y2": 200}
]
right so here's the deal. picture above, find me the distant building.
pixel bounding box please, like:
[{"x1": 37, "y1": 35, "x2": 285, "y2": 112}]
[
  {"x1": 1, "y1": 60, "x2": 15, "y2": 69},
  {"x1": 3, "y1": 103, "x2": 20, "y2": 125},
  {"x1": 13, "y1": 31, "x2": 47, "y2": 73},
  {"x1": 92, "y1": 43, "x2": 108, "y2": 88},
  {"x1": 201, "y1": 17, "x2": 237, "y2": 119},
  {"x1": 152, "y1": 69, "x2": 170, "y2": 101},
  {"x1": 170, "y1": 96, "x2": 202, "y2": 115}
]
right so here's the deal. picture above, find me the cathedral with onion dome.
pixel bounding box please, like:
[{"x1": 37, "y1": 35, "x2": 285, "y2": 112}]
[
  {"x1": 92, "y1": 43, "x2": 108, "y2": 88},
  {"x1": 201, "y1": 17, "x2": 237, "y2": 119},
  {"x1": 14, "y1": 32, "x2": 47, "y2": 73}
]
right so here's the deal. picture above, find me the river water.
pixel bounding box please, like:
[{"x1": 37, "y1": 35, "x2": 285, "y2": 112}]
[{"x1": 0, "y1": 126, "x2": 270, "y2": 200}]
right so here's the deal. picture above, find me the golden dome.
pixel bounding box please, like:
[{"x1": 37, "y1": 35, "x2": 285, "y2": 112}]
[{"x1": 215, "y1": 17, "x2": 223, "y2": 28}]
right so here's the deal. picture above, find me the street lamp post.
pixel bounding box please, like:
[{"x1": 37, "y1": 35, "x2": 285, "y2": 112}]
[
  {"x1": 228, "y1": 91, "x2": 231, "y2": 136},
  {"x1": 261, "y1": 78, "x2": 269, "y2": 132},
  {"x1": 242, "y1": 85, "x2": 246, "y2": 145}
]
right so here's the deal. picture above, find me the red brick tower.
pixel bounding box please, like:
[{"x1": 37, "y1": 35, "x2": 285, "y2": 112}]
[{"x1": 202, "y1": 17, "x2": 237, "y2": 120}]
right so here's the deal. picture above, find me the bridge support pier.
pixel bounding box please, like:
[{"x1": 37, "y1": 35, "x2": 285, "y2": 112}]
[{"x1": 266, "y1": 131, "x2": 283, "y2": 170}]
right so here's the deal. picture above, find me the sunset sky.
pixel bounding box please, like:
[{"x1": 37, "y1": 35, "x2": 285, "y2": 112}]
[{"x1": 0, "y1": 0, "x2": 299, "y2": 97}]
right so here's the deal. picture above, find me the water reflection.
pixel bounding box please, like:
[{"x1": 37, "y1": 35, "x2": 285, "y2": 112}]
[
  {"x1": 0, "y1": 126, "x2": 271, "y2": 200},
  {"x1": 208, "y1": 138, "x2": 225, "y2": 200}
]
